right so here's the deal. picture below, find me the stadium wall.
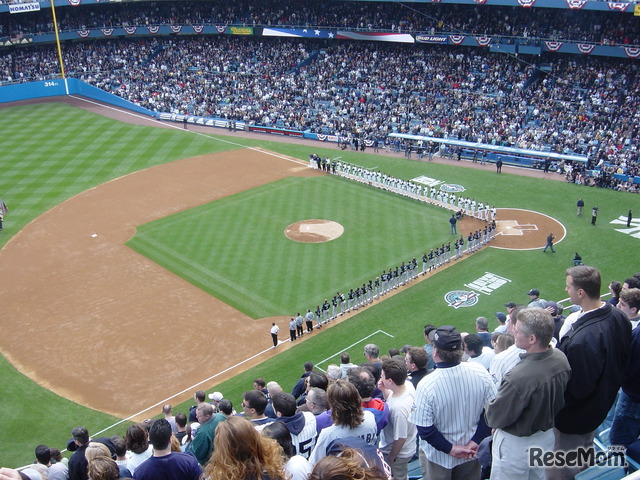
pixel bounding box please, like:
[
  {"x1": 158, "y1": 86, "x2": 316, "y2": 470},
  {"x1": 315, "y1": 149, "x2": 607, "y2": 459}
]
[
  {"x1": 0, "y1": 78, "x2": 155, "y2": 117},
  {"x1": 2, "y1": 79, "x2": 637, "y2": 184}
]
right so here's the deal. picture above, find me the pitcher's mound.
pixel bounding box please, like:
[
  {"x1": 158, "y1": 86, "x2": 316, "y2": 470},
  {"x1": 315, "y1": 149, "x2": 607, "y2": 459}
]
[{"x1": 285, "y1": 220, "x2": 344, "y2": 243}]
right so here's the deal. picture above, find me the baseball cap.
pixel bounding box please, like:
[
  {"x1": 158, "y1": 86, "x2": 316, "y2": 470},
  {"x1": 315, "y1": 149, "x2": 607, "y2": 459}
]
[
  {"x1": 495, "y1": 312, "x2": 507, "y2": 323},
  {"x1": 208, "y1": 392, "x2": 223, "y2": 402},
  {"x1": 66, "y1": 438, "x2": 77, "y2": 452},
  {"x1": 527, "y1": 289, "x2": 540, "y2": 296},
  {"x1": 504, "y1": 302, "x2": 517, "y2": 309},
  {"x1": 431, "y1": 326, "x2": 463, "y2": 351}
]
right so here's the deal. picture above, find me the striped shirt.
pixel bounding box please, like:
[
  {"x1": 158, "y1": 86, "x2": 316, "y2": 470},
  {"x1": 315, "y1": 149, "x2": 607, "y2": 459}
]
[
  {"x1": 489, "y1": 344, "x2": 526, "y2": 386},
  {"x1": 410, "y1": 363, "x2": 496, "y2": 469}
]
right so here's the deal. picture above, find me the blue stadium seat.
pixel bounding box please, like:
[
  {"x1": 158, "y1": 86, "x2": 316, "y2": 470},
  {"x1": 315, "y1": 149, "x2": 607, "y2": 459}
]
[
  {"x1": 407, "y1": 457, "x2": 422, "y2": 480},
  {"x1": 574, "y1": 465, "x2": 626, "y2": 480}
]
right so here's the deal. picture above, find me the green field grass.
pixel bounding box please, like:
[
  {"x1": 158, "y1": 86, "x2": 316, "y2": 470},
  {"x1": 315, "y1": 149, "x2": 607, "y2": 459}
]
[
  {"x1": 127, "y1": 175, "x2": 453, "y2": 317},
  {"x1": 0, "y1": 101, "x2": 637, "y2": 467}
]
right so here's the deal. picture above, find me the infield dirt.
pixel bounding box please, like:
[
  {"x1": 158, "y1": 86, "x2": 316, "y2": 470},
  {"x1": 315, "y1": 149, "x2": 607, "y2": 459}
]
[{"x1": 0, "y1": 98, "x2": 558, "y2": 419}]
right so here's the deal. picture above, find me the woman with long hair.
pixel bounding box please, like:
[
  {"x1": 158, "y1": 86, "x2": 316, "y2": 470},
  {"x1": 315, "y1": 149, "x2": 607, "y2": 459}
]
[
  {"x1": 203, "y1": 416, "x2": 286, "y2": 480},
  {"x1": 124, "y1": 423, "x2": 152, "y2": 475},
  {"x1": 309, "y1": 380, "x2": 377, "y2": 466}
]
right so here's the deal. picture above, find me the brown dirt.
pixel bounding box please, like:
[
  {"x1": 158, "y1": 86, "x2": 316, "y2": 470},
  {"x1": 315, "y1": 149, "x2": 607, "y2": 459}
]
[
  {"x1": 285, "y1": 220, "x2": 345, "y2": 243},
  {"x1": 492, "y1": 208, "x2": 565, "y2": 250},
  {"x1": 0, "y1": 96, "x2": 557, "y2": 420},
  {"x1": 0, "y1": 149, "x2": 322, "y2": 419}
]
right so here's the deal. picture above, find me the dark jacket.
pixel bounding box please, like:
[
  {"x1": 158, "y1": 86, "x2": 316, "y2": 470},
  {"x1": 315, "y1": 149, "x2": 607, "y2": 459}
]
[
  {"x1": 622, "y1": 326, "x2": 640, "y2": 402},
  {"x1": 555, "y1": 303, "x2": 631, "y2": 434}
]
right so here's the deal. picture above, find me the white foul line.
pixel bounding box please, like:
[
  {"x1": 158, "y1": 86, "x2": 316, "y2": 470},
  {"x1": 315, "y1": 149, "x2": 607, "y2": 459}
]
[
  {"x1": 313, "y1": 329, "x2": 395, "y2": 372},
  {"x1": 68, "y1": 95, "x2": 308, "y2": 167}
]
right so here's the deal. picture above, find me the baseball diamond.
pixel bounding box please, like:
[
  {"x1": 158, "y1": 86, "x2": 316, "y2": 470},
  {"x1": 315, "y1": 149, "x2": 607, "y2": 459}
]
[{"x1": 0, "y1": 97, "x2": 637, "y2": 469}]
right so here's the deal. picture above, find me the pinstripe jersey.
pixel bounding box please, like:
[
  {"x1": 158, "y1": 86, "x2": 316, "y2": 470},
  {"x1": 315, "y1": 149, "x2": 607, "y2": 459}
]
[
  {"x1": 410, "y1": 362, "x2": 496, "y2": 469},
  {"x1": 288, "y1": 412, "x2": 317, "y2": 460},
  {"x1": 489, "y1": 343, "x2": 526, "y2": 385}
]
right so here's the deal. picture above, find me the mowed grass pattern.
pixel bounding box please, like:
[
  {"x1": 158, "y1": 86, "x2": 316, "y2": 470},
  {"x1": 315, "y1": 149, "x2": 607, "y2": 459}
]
[
  {"x1": 1, "y1": 101, "x2": 638, "y2": 467},
  {"x1": 0, "y1": 103, "x2": 235, "y2": 248},
  {"x1": 128, "y1": 175, "x2": 452, "y2": 317}
]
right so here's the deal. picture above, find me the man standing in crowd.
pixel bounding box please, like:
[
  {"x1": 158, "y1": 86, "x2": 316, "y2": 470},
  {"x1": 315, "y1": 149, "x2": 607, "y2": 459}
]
[
  {"x1": 242, "y1": 390, "x2": 274, "y2": 432},
  {"x1": 474, "y1": 317, "x2": 492, "y2": 348},
  {"x1": 526, "y1": 289, "x2": 546, "y2": 308},
  {"x1": 339, "y1": 352, "x2": 357, "y2": 378},
  {"x1": 494, "y1": 312, "x2": 507, "y2": 333},
  {"x1": 490, "y1": 306, "x2": 525, "y2": 385},
  {"x1": 378, "y1": 358, "x2": 417, "y2": 480},
  {"x1": 188, "y1": 390, "x2": 208, "y2": 423},
  {"x1": 610, "y1": 288, "x2": 640, "y2": 447},
  {"x1": 134, "y1": 419, "x2": 202, "y2": 480},
  {"x1": 617, "y1": 287, "x2": 640, "y2": 329},
  {"x1": 405, "y1": 346, "x2": 429, "y2": 388},
  {"x1": 550, "y1": 266, "x2": 631, "y2": 480},
  {"x1": 292, "y1": 361, "x2": 314, "y2": 401},
  {"x1": 464, "y1": 334, "x2": 494, "y2": 371},
  {"x1": 485, "y1": 308, "x2": 571, "y2": 480},
  {"x1": 162, "y1": 404, "x2": 177, "y2": 433},
  {"x1": 411, "y1": 326, "x2": 496, "y2": 480},
  {"x1": 68, "y1": 426, "x2": 91, "y2": 480},
  {"x1": 191, "y1": 403, "x2": 225, "y2": 465},
  {"x1": 363, "y1": 343, "x2": 383, "y2": 378},
  {"x1": 272, "y1": 392, "x2": 317, "y2": 459}
]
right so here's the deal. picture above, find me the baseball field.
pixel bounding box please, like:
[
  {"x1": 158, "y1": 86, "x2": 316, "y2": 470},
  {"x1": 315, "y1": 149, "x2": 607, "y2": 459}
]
[{"x1": 0, "y1": 99, "x2": 637, "y2": 468}]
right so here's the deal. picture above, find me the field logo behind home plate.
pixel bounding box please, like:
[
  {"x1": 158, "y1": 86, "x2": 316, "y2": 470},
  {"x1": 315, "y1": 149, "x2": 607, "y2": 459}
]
[
  {"x1": 445, "y1": 290, "x2": 479, "y2": 309},
  {"x1": 440, "y1": 184, "x2": 465, "y2": 193}
]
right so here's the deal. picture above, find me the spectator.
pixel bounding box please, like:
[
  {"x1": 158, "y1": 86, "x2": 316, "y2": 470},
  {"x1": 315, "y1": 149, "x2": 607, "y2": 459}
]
[
  {"x1": 133, "y1": 418, "x2": 202, "y2": 480},
  {"x1": 309, "y1": 380, "x2": 378, "y2": 465},
  {"x1": 203, "y1": 416, "x2": 286, "y2": 480},
  {"x1": 262, "y1": 421, "x2": 312, "y2": 480}
]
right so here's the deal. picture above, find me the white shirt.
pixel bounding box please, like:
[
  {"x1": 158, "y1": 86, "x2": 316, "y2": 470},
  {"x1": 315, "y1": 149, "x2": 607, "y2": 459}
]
[
  {"x1": 380, "y1": 388, "x2": 417, "y2": 459},
  {"x1": 286, "y1": 455, "x2": 312, "y2": 480},
  {"x1": 489, "y1": 344, "x2": 525, "y2": 385},
  {"x1": 270, "y1": 324, "x2": 279, "y2": 335},
  {"x1": 468, "y1": 347, "x2": 495, "y2": 371},
  {"x1": 126, "y1": 446, "x2": 152, "y2": 474}
]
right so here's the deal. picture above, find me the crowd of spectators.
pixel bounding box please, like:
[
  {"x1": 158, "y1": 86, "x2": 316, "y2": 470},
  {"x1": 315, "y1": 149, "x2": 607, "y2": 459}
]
[
  {"x1": 1, "y1": 36, "x2": 638, "y2": 185},
  {"x1": 4, "y1": 271, "x2": 640, "y2": 480},
  {"x1": 1, "y1": 0, "x2": 639, "y2": 46}
]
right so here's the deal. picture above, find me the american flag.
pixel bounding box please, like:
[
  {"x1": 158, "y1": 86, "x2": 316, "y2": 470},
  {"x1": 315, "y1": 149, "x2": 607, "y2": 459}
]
[{"x1": 0, "y1": 199, "x2": 8, "y2": 214}]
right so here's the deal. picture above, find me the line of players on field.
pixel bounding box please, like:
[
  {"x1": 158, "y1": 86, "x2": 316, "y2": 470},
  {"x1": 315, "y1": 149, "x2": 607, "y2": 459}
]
[
  {"x1": 290, "y1": 230, "x2": 496, "y2": 341},
  {"x1": 309, "y1": 154, "x2": 497, "y2": 222}
]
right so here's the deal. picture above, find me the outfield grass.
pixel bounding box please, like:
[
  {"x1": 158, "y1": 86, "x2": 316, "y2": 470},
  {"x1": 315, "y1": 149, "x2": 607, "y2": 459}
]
[{"x1": 0, "y1": 101, "x2": 637, "y2": 467}]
